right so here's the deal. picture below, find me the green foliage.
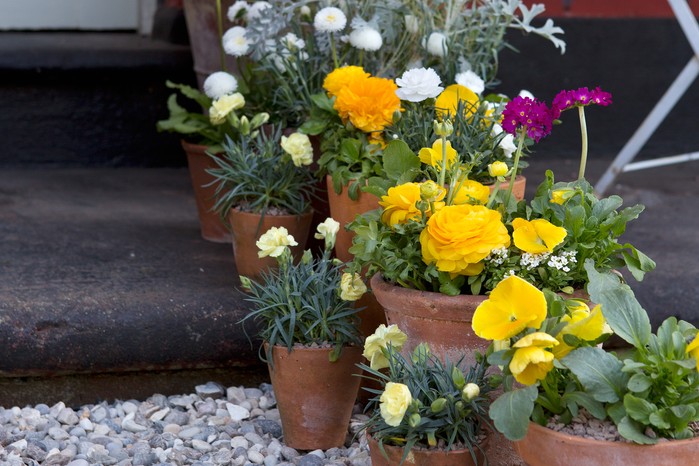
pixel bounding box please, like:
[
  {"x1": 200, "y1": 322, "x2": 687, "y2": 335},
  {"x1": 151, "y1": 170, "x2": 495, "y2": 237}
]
[
  {"x1": 207, "y1": 126, "x2": 314, "y2": 217},
  {"x1": 239, "y1": 246, "x2": 362, "y2": 364},
  {"x1": 360, "y1": 344, "x2": 492, "y2": 461}
]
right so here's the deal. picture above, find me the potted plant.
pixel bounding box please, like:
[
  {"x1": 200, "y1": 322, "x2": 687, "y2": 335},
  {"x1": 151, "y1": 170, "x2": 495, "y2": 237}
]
[
  {"x1": 478, "y1": 262, "x2": 699, "y2": 465},
  {"x1": 156, "y1": 72, "x2": 268, "y2": 242},
  {"x1": 359, "y1": 324, "x2": 493, "y2": 465},
  {"x1": 207, "y1": 124, "x2": 315, "y2": 278},
  {"x1": 239, "y1": 219, "x2": 368, "y2": 450},
  {"x1": 348, "y1": 86, "x2": 655, "y2": 365}
]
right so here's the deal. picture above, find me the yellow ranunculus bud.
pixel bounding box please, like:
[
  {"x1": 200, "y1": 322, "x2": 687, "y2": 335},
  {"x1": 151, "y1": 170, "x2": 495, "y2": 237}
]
[
  {"x1": 433, "y1": 119, "x2": 453, "y2": 137},
  {"x1": 420, "y1": 180, "x2": 442, "y2": 201},
  {"x1": 281, "y1": 132, "x2": 314, "y2": 167},
  {"x1": 255, "y1": 226, "x2": 297, "y2": 258},
  {"x1": 380, "y1": 382, "x2": 412, "y2": 427},
  {"x1": 488, "y1": 161, "x2": 509, "y2": 178},
  {"x1": 462, "y1": 383, "x2": 480, "y2": 401},
  {"x1": 209, "y1": 92, "x2": 245, "y2": 124},
  {"x1": 339, "y1": 272, "x2": 366, "y2": 301}
]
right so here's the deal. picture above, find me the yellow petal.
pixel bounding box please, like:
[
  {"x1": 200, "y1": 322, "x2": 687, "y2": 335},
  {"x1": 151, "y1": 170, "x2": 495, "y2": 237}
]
[
  {"x1": 510, "y1": 346, "x2": 555, "y2": 385},
  {"x1": 513, "y1": 218, "x2": 567, "y2": 253}
]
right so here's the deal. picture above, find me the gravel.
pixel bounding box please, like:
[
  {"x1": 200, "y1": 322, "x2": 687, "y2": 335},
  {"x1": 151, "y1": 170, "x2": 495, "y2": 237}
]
[{"x1": 0, "y1": 382, "x2": 371, "y2": 466}]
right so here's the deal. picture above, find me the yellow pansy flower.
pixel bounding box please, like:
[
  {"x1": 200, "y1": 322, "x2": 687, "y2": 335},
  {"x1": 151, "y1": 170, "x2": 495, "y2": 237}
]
[
  {"x1": 452, "y1": 180, "x2": 490, "y2": 206},
  {"x1": 472, "y1": 275, "x2": 547, "y2": 341},
  {"x1": 435, "y1": 84, "x2": 479, "y2": 120},
  {"x1": 686, "y1": 334, "x2": 699, "y2": 371},
  {"x1": 553, "y1": 304, "x2": 611, "y2": 359},
  {"x1": 512, "y1": 218, "x2": 567, "y2": 254},
  {"x1": 510, "y1": 332, "x2": 559, "y2": 385},
  {"x1": 418, "y1": 139, "x2": 458, "y2": 170}
]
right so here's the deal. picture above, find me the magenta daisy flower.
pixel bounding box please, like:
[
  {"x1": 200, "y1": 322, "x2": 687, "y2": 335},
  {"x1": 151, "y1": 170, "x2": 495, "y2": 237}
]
[{"x1": 502, "y1": 96, "x2": 554, "y2": 142}]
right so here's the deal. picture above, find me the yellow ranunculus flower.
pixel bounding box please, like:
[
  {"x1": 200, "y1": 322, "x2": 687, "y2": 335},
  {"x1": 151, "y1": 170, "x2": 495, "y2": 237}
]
[
  {"x1": 686, "y1": 334, "x2": 699, "y2": 371},
  {"x1": 435, "y1": 84, "x2": 479, "y2": 120},
  {"x1": 420, "y1": 204, "x2": 510, "y2": 275},
  {"x1": 209, "y1": 92, "x2": 245, "y2": 124},
  {"x1": 380, "y1": 382, "x2": 412, "y2": 427},
  {"x1": 333, "y1": 76, "x2": 401, "y2": 133},
  {"x1": 380, "y1": 183, "x2": 423, "y2": 226},
  {"x1": 509, "y1": 332, "x2": 559, "y2": 385},
  {"x1": 322, "y1": 65, "x2": 370, "y2": 98},
  {"x1": 472, "y1": 275, "x2": 547, "y2": 341},
  {"x1": 363, "y1": 324, "x2": 408, "y2": 370},
  {"x1": 452, "y1": 180, "x2": 490, "y2": 206},
  {"x1": 553, "y1": 305, "x2": 611, "y2": 359},
  {"x1": 280, "y1": 132, "x2": 314, "y2": 167},
  {"x1": 255, "y1": 226, "x2": 297, "y2": 258},
  {"x1": 488, "y1": 161, "x2": 509, "y2": 178},
  {"x1": 512, "y1": 218, "x2": 567, "y2": 254},
  {"x1": 418, "y1": 139, "x2": 458, "y2": 170},
  {"x1": 339, "y1": 272, "x2": 367, "y2": 301}
]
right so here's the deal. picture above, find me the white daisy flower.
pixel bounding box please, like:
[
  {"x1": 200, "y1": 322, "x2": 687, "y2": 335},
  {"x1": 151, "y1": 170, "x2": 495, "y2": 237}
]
[
  {"x1": 349, "y1": 27, "x2": 382, "y2": 52},
  {"x1": 425, "y1": 32, "x2": 448, "y2": 57},
  {"x1": 203, "y1": 71, "x2": 238, "y2": 99},
  {"x1": 222, "y1": 26, "x2": 251, "y2": 57},
  {"x1": 247, "y1": 1, "x2": 272, "y2": 20},
  {"x1": 314, "y1": 7, "x2": 347, "y2": 33},
  {"x1": 227, "y1": 1, "x2": 249, "y2": 21},
  {"x1": 455, "y1": 70, "x2": 485, "y2": 95},
  {"x1": 395, "y1": 67, "x2": 444, "y2": 102}
]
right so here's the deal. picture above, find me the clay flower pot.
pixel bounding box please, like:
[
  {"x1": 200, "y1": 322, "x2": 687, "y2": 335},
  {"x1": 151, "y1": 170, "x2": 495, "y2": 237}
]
[
  {"x1": 325, "y1": 175, "x2": 380, "y2": 263},
  {"x1": 514, "y1": 421, "x2": 699, "y2": 466},
  {"x1": 367, "y1": 431, "x2": 487, "y2": 466},
  {"x1": 267, "y1": 344, "x2": 363, "y2": 450},
  {"x1": 488, "y1": 175, "x2": 527, "y2": 201},
  {"x1": 370, "y1": 273, "x2": 489, "y2": 368},
  {"x1": 181, "y1": 140, "x2": 230, "y2": 243},
  {"x1": 228, "y1": 209, "x2": 313, "y2": 278}
]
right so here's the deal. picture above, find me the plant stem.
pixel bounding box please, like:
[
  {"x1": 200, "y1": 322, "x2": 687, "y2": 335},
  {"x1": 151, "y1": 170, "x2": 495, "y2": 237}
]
[
  {"x1": 486, "y1": 179, "x2": 501, "y2": 209},
  {"x1": 330, "y1": 34, "x2": 339, "y2": 69},
  {"x1": 438, "y1": 133, "x2": 448, "y2": 187},
  {"x1": 215, "y1": 0, "x2": 226, "y2": 71},
  {"x1": 578, "y1": 106, "x2": 588, "y2": 180},
  {"x1": 504, "y1": 129, "x2": 526, "y2": 207}
]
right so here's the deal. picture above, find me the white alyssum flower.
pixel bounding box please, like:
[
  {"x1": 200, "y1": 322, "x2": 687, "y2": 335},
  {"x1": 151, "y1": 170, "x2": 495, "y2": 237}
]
[
  {"x1": 455, "y1": 70, "x2": 485, "y2": 95},
  {"x1": 485, "y1": 247, "x2": 509, "y2": 266},
  {"x1": 223, "y1": 26, "x2": 251, "y2": 57},
  {"x1": 395, "y1": 67, "x2": 444, "y2": 102},
  {"x1": 492, "y1": 123, "x2": 517, "y2": 158},
  {"x1": 520, "y1": 252, "x2": 550, "y2": 271},
  {"x1": 256, "y1": 226, "x2": 297, "y2": 258},
  {"x1": 227, "y1": 1, "x2": 249, "y2": 21},
  {"x1": 247, "y1": 1, "x2": 272, "y2": 20},
  {"x1": 314, "y1": 7, "x2": 347, "y2": 33},
  {"x1": 203, "y1": 71, "x2": 238, "y2": 99},
  {"x1": 349, "y1": 26, "x2": 382, "y2": 51},
  {"x1": 424, "y1": 32, "x2": 448, "y2": 57}
]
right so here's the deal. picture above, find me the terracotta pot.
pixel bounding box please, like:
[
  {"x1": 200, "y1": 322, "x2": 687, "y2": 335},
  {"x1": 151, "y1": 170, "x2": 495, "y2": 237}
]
[
  {"x1": 488, "y1": 175, "x2": 527, "y2": 202},
  {"x1": 325, "y1": 175, "x2": 380, "y2": 263},
  {"x1": 268, "y1": 344, "x2": 363, "y2": 450},
  {"x1": 370, "y1": 273, "x2": 489, "y2": 368},
  {"x1": 367, "y1": 431, "x2": 487, "y2": 466},
  {"x1": 228, "y1": 209, "x2": 313, "y2": 278},
  {"x1": 514, "y1": 421, "x2": 699, "y2": 466},
  {"x1": 181, "y1": 140, "x2": 230, "y2": 243}
]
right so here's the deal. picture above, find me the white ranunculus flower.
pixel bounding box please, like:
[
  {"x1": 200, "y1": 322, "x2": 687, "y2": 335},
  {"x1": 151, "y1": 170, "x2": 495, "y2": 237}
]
[
  {"x1": 203, "y1": 71, "x2": 238, "y2": 99},
  {"x1": 223, "y1": 26, "x2": 251, "y2": 57},
  {"x1": 247, "y1": 1, "x2": 272, "y2": 20},
  {"x1": 395, "y1": 67, "x2": 444, "y2": 102},
  {"x1": 314, "y1": 7, "x2": 347, "y2": 33},
  {"x1": 424, "y1": 32, "x2": 448, "y2": 57},
  {"x1": 227, "y1": 1, "x2": 249, "y2": 21},
  {"x1": 280, "y1": 133, "x2": 313, "y2": 167},
  {"x1": 455, "y1": 70, "x2": 485, "y2": 95},
  {"x1": 349, "y1": 27, "x2": 382, "y2": 51},
  {"x1": 256, "y1": 226, "x2": 297, "y2": 258}
]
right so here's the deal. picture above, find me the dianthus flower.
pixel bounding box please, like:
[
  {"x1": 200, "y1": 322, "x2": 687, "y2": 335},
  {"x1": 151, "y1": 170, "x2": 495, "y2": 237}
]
[{"x1": 501, "y1": 96, "x2": 554, "y2": 142}]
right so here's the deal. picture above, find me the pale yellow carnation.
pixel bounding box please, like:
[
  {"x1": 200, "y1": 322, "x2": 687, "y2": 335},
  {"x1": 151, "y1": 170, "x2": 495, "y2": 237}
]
[
  {"x1": 280, "y1": 132, "x2": 314, "y2": 167},
  {"x1": 209, "y1": 92, "x2": 245, "y2": 124},
  {"x1": 379, "y1": 382, "x2": 412, "y2": 427},
  {"x1": 256, "y1": 226, "x2": 297, "y2": 258},
  {"x1": 339, "y1": 272, "x2": 366, "y2": 301},
  {"x1": 363, "y1": 324, "x2": 407, "y2": 370}
]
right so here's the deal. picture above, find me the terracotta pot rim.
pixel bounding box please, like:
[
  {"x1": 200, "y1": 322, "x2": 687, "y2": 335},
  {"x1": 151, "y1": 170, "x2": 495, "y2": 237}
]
[
  {"x1": 484, "y1": 174, "x2": 526, "y2": 185},
  {"x1": 267, "y1": 343, "x2": 361, "y2": 352},
  {"x1": 228, "y1": 208, "x2": 314, "y2": 220},
  {"x1": 525, "y1": 421, "x2": 699, "y2": 448}
]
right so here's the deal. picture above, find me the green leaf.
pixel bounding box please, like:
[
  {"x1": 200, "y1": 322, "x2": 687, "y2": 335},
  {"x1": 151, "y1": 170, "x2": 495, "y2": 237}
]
[
  {"x1": 561, "y1": 347, "x2": 628, "y2": 403},
  {"x1": 489, "y1": 385, "x2": 538, "y2": 440},
  {"x1": 561, "y1": 392, "x2": 607, "y2": 420},
  {"x1": 585, "y1": 260, "x2": 651, "y2": 347},
  {"x1": 620, "y1": 245, "x2": 656, "y2": 282},
  {"x1": 617, "y1": 416, "x2": 657, "y2": 444},
  {"x1": 382, "y1": 140, "x2": 420, "y2": 183},
  {"x1": 310, "y1": 92, "x2": 335, "y2": 112},
  {"x1": 627, "y1": 373, "x2": 652, "y2": 393},
  {"x1": 624, "y1": 393, "x2": 656, "y2": 424},
  {"x1": 591, "y1": 195, "x2": 623, "y2": 219},
  {"x1": 298, "y1": 119, "x2": 327, "y2": 135}
]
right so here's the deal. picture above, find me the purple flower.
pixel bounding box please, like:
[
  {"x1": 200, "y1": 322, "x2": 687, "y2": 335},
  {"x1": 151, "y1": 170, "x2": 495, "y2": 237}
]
[
  {"x1": 551, "y1": 86, "x2": 613, "y2": 116},
  {"x1": 590, "y1": 86, "x2": 613, "y2": 106},
  {"x1": 501, "y1": 96, "x2": 554, "y2": 142}
]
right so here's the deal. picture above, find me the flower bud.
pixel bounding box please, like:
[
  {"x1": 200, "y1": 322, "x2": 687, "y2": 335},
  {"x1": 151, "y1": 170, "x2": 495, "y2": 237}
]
[
  {"x1": 451, "y1": 366, "x2": 466, "y2": 390},
  {"x1": 420, "y1": 180, "x2": 441, "y2": 202},
  {"x1": 462, "y1": 383, "x2": 480, "y2": 401},
  {"x1": 550, "y1": 188, "x2": 573, "y2": 205},
  {"x1": 408, "y1": 413, "x2": 421, "y2": 428},
  {"x1": 433, "y1": 119, "x2": 453, "y2": 137},
  {"x1": 430, "y1": 397, "x2": 447, "y2": 413},
  {"x1": 493, "y1": 339, "x2": 511, "y2": 352},
  {"x1": 239, "y1": 275, "x2": 252, "y2": 290},
  {"x1": 250, "y1": 112, "x2": 270, "y2": 130},
  {"x1": 488, "y1": 161, "x2": 509, "y2": 178},
  {"x1": 239, "y1": 115, "x2": 251, "y2": 135}
]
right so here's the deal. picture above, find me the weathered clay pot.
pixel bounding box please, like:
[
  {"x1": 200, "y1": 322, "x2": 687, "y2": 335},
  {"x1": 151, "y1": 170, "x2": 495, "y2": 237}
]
[
  {"x1": 370, "y1": 273, "x2": 489, "y2": 368},
  {"x1": 228, "y1": 209, "x2": 313, "y2": 278},
  {"x1": 514, "y1": 421, "x2": 699, "y2": 466},
  {"x1": 368, "y1": 432, "x2": 487, "y2": 466},
  {"x1": 488, "y1": 175, "x2": 527, "y2": 202},
  {"x1": 268, "y1": 344, "x2": 363, "y2": 450},
  {"x1": 181, "y1": 140, "x2": 230, "y2": 243},
  {"x1": 325, "y1": 175, "x2": 380, "y2": 263}
]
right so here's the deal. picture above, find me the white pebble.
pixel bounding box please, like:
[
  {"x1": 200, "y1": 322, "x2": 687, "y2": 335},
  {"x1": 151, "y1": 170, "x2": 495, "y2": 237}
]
[{"x1": 226, "y1": 403, "x2": 250, "y2": 422}]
